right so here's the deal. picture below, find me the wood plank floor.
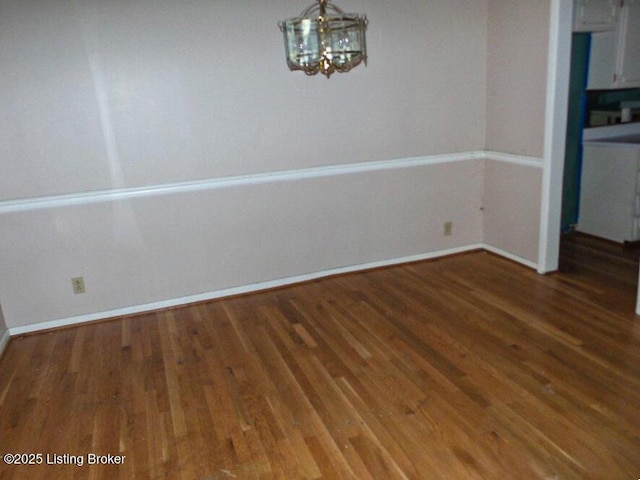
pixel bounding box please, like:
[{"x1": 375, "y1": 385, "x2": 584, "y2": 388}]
[{"x1": 1, "y1": 234, "x2": 640, "y2": 479}]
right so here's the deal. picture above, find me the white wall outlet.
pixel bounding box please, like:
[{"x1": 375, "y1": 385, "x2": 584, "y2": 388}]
[
  {"x1": 71, "y1": 277, "x2": 86, "y2": 294},
  {"x1": 444, "y1": 221, "x2": 453, "y2": 236}
]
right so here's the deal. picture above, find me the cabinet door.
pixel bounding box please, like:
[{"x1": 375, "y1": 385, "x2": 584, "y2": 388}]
[
  {"x1": 578, "y1": 145, "x2": 640, "y2": 242},
  {"x1": 574, "y1": 0, "x2": 619, "y2": 31},
  {"x1": 616, "y1": 0, "x2": 640, "y2": 87},
  {"x1": 587, "y1": 31, "x2": 618, "y2": 89}
]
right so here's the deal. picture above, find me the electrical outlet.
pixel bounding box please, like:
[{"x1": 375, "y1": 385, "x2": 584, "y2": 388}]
[
  {"x1": 444, "y1": 221, "x2": 453, "y2": 236},
  {"x1": 71, "y1": 277, "x2": 86, "y2": 294}
]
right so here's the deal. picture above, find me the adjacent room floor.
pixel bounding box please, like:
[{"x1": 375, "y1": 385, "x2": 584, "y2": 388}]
[{"x1": 1, "y1": 233, "x2": 639, "y2": 480}]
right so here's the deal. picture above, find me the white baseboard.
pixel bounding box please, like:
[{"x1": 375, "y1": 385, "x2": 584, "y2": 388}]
[
  {"x1": 0, "y1": 329, "x2": 10, "y2": 357},
  {"x1": 482, "y1": 244, "x2": 538, "y2": 270},
  {"x1": 9, "y1": 244, "x2": 485, "y2": 336}
]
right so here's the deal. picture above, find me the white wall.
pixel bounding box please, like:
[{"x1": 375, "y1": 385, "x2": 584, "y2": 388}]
[
  {"x1": 483, "y1": 0, "x2": 551, "y2": 263},
  {"x1": 483, "y1": 159, "x2": 542, "y2": 264},
  {"x1": 0, "y1": 0, "x2": 488, "y2": 201},
  {"x1": 485, "y1": 0, "x2": 550, "y2": 157},
  {"x1": 3, "y1": 160, "x2": 485, "y2": 330},
  {"x1": 0, "y1": 0, "x2": 493, "y2": 330}
]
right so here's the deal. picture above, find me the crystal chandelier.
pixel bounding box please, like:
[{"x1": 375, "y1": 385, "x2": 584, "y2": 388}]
[{"x1": 278, "y1": 0, "x2": 368, "y2": 79}]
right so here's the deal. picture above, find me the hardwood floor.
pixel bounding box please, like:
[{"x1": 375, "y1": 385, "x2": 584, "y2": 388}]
[
  {"x1": 559, "y1": 232, "x2": 640, "y2": 315},
  {"x1": 1, "y1": 235, "x2": 640, "y2": 479}
]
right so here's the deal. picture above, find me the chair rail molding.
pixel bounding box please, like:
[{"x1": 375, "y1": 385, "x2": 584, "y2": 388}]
[{"x1": 0, "y1": 150, "x2": 541, "y2": 214}]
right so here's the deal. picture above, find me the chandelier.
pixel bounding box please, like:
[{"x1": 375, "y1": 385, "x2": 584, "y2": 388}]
[{"x1": 278, "y1": 0, "x2": 368, "y2": 79}]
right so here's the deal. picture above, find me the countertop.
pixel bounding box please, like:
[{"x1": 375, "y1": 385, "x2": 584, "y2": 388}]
[
  {"x1": 584, "y1": 133, "x2": 640, "y2": 147},
  {"x1": 583, "y1": 123, "x2": 640, "y2": 148}
]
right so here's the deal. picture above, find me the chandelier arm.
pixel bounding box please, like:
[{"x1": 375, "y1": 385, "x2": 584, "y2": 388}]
[
  {"x1": 296, "y1": 0, "x2": 348, "y2": 20},
  {"x1": 298, "y1": 2, "x2": 320, "y2": 18},
  {"x1": 323, "y1": 3, "x2": 348, "y2": 16}
]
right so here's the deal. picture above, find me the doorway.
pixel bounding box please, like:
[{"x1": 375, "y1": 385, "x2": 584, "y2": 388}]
[{"x1": 561, "y1": 33, "x2": 590, "y2": 233}]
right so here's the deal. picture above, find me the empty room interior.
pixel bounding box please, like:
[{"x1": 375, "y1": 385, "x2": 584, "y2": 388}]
[{"x1": 1, "y1": 0, "x2": 640, "y2": 479}]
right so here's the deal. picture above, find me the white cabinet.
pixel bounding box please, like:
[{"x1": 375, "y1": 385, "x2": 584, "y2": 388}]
[
  {"x1": 616, "y1": 0, "x2": 640, "y2": 87},
  {"x1": 587, "y1": 31, "x2": 618, "y2": 89},
  {"x1": 574, "y1": 0, "x2": 619, "y2": 32},
  {"x1": 578, "y1": 142, "x2": 640, "y2": 242},
  {"x1": 587, "y1": 0, "x2": 640, "y2": 89}
]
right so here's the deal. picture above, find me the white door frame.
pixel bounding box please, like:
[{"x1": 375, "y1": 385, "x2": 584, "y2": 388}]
[{"x1": 538, "y1": 0, "x2": 574, "y2": 273}]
